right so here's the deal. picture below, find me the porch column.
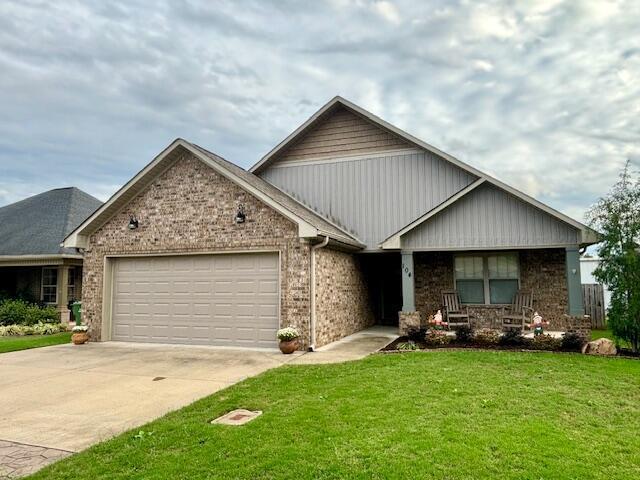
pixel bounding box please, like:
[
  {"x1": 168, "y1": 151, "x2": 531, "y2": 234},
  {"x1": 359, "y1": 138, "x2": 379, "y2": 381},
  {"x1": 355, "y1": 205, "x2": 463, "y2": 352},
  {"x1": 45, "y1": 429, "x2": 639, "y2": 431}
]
[
  {"x1": 401, "y1": 251, "x2": 415, "y2": 311},
  {"x1": 565, "y1": 246, "x2": 584, "y2": 316},
  {"x1": 57, "y1": 265, "x2": 70, "y2": 323}
]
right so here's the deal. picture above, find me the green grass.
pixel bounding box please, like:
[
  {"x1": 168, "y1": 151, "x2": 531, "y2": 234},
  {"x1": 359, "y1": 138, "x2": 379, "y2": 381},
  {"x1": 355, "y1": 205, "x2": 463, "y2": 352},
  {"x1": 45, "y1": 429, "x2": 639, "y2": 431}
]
[
  {"x1": 591, "y1": 328, "x2": 632, "y2": 350},
  {"x1": 592, "y1": 328, "x2": 614, "y2": 341},
  {"x1": 0, "y1": 332, "x2": 71, "y2": 353},
  {"x1": 31, "y1": 351, "x2": 640, "y2": 480}
]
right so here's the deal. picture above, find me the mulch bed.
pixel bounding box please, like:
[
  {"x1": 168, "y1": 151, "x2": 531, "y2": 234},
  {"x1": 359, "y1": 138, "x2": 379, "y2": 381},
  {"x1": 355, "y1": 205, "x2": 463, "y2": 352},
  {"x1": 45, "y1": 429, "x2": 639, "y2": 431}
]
[{"x1": 381, "y1": 336, "x2": 639, "y2": 358}]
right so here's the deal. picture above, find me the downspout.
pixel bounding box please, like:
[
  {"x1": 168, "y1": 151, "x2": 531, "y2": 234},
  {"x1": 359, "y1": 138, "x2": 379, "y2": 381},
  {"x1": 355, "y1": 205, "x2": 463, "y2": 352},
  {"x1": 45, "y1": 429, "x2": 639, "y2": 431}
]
[{"x1": 309, "y1": 235, "x2": 329, "y2": 351}]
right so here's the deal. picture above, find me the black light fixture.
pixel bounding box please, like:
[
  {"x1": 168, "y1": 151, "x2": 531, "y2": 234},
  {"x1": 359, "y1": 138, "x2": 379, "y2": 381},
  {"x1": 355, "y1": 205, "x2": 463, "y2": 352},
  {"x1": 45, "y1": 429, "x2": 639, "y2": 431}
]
[
  {"x1": 128, "y1": 215, "x2": 139, "y2": 230},
  {"x1": 234, "y1": 204, "x2": 246, "y2": 224}
]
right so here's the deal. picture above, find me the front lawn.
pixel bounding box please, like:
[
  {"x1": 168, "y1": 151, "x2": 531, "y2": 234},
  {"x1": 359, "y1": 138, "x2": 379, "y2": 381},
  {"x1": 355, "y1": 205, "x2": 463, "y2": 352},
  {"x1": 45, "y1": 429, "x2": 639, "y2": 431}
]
[
  {"x1": 0, "y1": 332, "x2": 71, "y2": 354},
  {"x1": 31, "y1": 351, "x2": 640, "y2": 479}
]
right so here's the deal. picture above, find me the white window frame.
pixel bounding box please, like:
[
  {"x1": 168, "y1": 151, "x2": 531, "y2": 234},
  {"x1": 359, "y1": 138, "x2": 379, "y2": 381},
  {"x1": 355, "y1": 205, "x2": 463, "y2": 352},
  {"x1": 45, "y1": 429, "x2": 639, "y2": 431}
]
[
  {"x1": 41, "y1": 267, "x2": 58, "y2": 304},
  {"x1": 454, "y1": 252, "x2": 520, "y2": 305}
]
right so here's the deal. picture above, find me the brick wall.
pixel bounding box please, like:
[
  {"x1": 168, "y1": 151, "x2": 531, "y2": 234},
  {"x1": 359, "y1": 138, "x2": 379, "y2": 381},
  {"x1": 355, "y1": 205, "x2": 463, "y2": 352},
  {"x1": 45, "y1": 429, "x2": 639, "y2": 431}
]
[
  {"x1": 82, "y1": 152, "x2": 312, "y2": 345},
  {"x1": 413, "y1": 249, "x2": 570, "y2": 330},
  {"x1": 314, "y1": 248, "x2": 375, "y2": 347},
  {"x1": 414, "y1": 251, "x2": 454, "y2": 318},
  {"x1": 519, "y1": 249, "x2": 568, "y2": 328}
]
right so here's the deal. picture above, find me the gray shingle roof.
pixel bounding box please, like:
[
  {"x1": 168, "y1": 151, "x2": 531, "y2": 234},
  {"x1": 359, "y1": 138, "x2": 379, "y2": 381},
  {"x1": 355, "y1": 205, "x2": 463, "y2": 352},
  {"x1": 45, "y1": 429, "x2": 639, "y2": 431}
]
[{"x1": 0, "y1": 187, "x2": 102, "y2": 256}]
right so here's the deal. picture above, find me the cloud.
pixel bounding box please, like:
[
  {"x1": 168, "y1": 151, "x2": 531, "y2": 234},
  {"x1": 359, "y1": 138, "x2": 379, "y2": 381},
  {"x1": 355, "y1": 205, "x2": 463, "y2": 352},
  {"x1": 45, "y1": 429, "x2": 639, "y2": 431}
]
[
  {"x1": 372, "y1": 1, "x2": 402, "y2": 25},
  {"x1": 0, "y1": 0, "x2": 638, "y2": 227}
]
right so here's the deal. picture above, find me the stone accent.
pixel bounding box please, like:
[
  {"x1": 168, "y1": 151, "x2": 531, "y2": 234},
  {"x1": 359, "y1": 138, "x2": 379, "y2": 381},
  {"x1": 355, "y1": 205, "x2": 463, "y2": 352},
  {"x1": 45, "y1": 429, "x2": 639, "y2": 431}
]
[
  {"x1": 81, "y1": 152, "x2": 312, "y2": 347},
  {"x1": 414, "y1": 249, "x2": 571, "y2": 331},
  {"x1": 398, "y1": 311, "x2": 422, "y2": 335},
  {"x1": 582, "y1": 338, "x2": 617, "y2": 355},
  {"x1": 314, "y1": 248, "x2": 375, "y2": 347},
  {"x1": 0, "y1": 439, "x2": 70, "y2": 479}
]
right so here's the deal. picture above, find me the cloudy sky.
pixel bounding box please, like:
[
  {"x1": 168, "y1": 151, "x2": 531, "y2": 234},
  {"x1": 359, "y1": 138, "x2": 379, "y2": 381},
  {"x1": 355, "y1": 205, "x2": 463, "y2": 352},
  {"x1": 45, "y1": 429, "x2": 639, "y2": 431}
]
[{"x1": 1, "y1": 0, "x2": 638, "y2": 222}]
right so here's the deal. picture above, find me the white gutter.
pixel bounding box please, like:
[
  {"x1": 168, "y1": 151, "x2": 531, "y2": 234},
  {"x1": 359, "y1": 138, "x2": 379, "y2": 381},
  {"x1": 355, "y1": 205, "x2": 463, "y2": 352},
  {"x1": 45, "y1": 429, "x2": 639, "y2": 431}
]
[{"x1": 309, "y1": 235, "x2": 329, "y2": 351}]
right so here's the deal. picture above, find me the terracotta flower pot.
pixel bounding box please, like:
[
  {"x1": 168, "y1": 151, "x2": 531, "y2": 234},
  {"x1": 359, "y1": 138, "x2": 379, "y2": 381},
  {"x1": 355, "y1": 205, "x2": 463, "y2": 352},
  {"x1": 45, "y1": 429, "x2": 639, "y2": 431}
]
[
  {"x1": 279, "y1": 339, "x2": 298, "y2": 354},
  {"x1": 72, "y1": 332, "x2": 89, "y2": 345}
]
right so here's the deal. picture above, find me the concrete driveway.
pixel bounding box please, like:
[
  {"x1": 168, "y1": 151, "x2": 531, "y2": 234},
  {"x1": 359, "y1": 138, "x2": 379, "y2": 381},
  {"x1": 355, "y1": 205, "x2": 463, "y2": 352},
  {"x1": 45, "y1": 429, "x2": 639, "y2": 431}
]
[{"x1": 0, "y1": 342, "x2": 300, "y2": 453}]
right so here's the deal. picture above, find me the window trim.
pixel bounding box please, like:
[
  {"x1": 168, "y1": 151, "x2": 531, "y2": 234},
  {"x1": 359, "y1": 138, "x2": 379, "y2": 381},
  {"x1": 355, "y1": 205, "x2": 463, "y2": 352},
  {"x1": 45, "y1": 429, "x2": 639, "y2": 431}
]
[
  {"x1": 453, "y1": 252, "x2": 520, "y2": 305},
  {"x1": 41, "y1": 266, "x2": 58, "y2": 305}
]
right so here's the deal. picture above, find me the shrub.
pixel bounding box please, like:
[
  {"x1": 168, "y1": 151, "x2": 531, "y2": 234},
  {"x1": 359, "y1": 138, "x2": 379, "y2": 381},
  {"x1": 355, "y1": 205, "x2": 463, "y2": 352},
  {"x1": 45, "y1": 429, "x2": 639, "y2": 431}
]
[
  {"x1": 530, "y1": 334, "x2": 562, "y2": 351},
  {"x1": 424, "y1": 330, "x2": 451, "y2": 347},
  {"x1": 0, "y1": 322, "x2": 67, "y2": 337},
  {"x1": 454, "y1": 325, "x2": 474, "y2": 343},
  {"x1": 561, "y1": 332, "x2": 587, "y2": 352},
  {"x1": 406, "y1": 327, "x2": 428, "y2": 343},
  {"x1": 474, "y1": 329, "x2": 501, "y2": 346},
  {"x1": 276, "y1": 327, "x2": 299, "y2": 341},
  {"x1": 0, "y1": 299, "x2": 58, "y2": 326},
  {"x1": 499, "y1": 329, "x2": 529, "y2": 347}
]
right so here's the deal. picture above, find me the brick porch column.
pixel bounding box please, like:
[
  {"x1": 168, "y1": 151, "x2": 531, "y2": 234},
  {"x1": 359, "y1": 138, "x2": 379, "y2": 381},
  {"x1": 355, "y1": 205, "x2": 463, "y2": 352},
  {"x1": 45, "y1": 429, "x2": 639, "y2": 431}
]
[
  {"x1": 56, "y1": 265, "x2": 70, "y2": 323},
  {"x1": 565, "y1": 246, "x2": 584, "y2": 316}
]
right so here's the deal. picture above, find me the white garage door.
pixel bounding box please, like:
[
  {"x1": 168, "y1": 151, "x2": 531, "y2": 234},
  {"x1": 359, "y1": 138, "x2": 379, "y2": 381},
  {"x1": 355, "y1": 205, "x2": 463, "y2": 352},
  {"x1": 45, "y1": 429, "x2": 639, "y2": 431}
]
[{"x1": 111, "y1": 253, "x2": 279, "y2": 348}]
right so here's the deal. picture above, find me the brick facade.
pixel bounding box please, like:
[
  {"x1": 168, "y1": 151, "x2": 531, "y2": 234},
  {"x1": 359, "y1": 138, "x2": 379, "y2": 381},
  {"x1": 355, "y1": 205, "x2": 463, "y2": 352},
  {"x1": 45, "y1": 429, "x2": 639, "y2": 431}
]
[
  {"x1": 81, "y1": 153, "x2": 312, "y2": 345},
  {"x1": 413, "y1": 249, "x2": 571, "y2": 330},
  {"x1": 314, "y1": 248, "x2": 375, "y2": 347}
]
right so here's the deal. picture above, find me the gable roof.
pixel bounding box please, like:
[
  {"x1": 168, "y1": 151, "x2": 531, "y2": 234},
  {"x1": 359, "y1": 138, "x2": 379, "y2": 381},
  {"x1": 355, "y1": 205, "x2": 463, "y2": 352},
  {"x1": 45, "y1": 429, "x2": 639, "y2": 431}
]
[
  {"x1": 63, "y1": 139, "x2": 364, "y2": 250},
  {"x1": 251, "y1": 96, "x2": 598, "y2": 246},
  {"x1": 0, "y1": 187, "x2": 102, "y2": 256}
]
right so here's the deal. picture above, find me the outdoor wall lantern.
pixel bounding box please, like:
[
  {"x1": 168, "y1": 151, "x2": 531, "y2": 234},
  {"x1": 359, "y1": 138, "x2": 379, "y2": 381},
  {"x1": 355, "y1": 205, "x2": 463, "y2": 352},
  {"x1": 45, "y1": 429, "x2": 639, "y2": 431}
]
[
  {"x1": 234, "y1": 204, "x2": 246, "y2": 224},
  {"x1": 128, "y1": 215, "x2": 139, "y2": 230}
]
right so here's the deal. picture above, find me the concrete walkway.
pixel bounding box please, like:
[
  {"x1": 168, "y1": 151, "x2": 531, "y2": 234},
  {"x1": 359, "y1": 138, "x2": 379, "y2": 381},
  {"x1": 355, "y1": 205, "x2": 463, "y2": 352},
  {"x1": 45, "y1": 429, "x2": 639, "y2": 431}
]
[
  {"x1": 0, "y1": 441, "x2": 70, "y2": 479},
  {"x1": 292, "y1": 326, "x2": 398, "y2": 364}
]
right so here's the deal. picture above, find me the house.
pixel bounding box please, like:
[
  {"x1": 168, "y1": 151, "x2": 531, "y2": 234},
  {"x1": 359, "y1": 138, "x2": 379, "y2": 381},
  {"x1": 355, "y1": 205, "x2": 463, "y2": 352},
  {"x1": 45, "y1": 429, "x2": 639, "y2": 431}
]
[
  {"x1": 63, "y1": 97, "x2": 597, "y2": 349},
  {"x1": 0, "y1": 187, "x2": 102, "y2": 320}
]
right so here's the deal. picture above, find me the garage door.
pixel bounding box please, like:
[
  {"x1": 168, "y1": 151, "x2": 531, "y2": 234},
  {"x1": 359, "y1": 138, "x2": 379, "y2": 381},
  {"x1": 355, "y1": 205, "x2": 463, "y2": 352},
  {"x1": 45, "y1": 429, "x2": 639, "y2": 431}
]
[{"x1": 111, "y1": 253, "x2": 279, "y2": 348}]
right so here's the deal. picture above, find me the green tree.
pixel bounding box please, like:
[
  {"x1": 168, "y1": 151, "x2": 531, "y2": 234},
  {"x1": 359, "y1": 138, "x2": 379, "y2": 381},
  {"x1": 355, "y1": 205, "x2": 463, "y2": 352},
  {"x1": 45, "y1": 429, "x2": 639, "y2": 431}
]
[{"x1": 587, "y1": 160, "x2": 640, "y2": 352}]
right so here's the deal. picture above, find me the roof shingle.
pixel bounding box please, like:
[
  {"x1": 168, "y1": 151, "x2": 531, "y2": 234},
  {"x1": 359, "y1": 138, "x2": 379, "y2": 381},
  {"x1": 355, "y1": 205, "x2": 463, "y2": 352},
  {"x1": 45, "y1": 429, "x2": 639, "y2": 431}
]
[{"x1": 0, "y1": 187, "x2": 102, "y2": 256}]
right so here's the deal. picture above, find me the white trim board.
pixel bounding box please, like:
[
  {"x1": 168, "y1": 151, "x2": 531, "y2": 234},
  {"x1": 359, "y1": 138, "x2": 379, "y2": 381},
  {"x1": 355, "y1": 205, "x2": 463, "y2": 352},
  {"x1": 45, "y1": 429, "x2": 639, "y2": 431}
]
[{"x1": 267, "y1": 148, "x2": 423, "y2": 169}]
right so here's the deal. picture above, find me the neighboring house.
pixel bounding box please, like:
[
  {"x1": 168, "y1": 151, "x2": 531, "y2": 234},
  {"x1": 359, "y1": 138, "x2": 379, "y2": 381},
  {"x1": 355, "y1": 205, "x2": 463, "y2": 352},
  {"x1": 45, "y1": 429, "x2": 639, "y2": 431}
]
[
  {"x1": 581, "y1": 256, "x2": 611, "y2": 310},
  {"x1": 0, "y1": 187, "x2": 102, "y2": 320},
  {"x1": 63, "y1": 97, "x2": 598, "y2": 349}
]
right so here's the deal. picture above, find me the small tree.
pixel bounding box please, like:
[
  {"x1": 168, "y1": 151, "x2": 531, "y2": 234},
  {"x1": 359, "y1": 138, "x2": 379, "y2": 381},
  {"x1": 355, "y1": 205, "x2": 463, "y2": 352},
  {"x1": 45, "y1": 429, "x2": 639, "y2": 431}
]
[{"x1": 587, "y1": 160, "x2": 640, "y2": 352}]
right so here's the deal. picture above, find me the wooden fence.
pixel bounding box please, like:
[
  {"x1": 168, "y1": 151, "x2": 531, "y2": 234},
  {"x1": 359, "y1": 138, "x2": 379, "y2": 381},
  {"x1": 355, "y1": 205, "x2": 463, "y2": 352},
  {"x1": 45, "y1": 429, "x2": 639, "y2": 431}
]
[{"x1": 582, "y1": 283, "x2": 606, "y2": 329}]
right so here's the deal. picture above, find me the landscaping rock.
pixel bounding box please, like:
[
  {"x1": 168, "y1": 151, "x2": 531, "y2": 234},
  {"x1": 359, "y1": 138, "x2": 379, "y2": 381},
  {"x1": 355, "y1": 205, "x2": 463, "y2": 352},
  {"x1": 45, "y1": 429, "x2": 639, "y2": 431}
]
[{"x1": 582, "y1": 338, "x2": 617, "y2": 356}]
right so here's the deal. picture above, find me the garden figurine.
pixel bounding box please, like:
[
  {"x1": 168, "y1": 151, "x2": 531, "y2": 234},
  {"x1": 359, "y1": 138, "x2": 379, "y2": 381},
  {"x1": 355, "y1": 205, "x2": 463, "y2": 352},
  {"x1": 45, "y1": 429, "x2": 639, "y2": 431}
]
[
  {"x1": 428, "y1": 310, "x2": 448, "y2": 330},
  {"x1": 531, "y1": 312, "x2": 548, "y2": 336}
]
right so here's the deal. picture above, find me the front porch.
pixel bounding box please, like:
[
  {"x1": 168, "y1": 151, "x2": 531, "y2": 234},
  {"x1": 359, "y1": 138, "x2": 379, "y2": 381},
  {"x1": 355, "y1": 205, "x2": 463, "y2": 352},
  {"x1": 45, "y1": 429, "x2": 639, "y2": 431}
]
[
  {"x1": 362, "y1": 247, "x2": 590, "y2": 337},
  {"x1": 0, "y1": 258, "x2": 84, "y2": 323}
]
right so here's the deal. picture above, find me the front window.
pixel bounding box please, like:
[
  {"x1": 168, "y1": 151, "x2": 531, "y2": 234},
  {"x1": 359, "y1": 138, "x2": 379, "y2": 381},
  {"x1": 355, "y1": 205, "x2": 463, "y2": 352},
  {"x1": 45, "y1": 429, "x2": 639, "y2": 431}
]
[
  {"x1": 42, "y1": 267, "x2": 58, "y2": 304},
  {"x1": 455, "y1": 253, "x2": 519, "y2": 304}
]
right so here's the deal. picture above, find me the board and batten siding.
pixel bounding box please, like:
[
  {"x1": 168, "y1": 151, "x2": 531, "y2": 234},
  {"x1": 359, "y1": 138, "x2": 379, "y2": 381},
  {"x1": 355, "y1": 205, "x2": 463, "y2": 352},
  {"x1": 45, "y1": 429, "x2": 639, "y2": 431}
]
[
  {"x1": 401, "y1": 183, "x2": 580, "y2": 249},
  {"x1": 260, "y1": 150, "x2": 477, "y2": 248}
]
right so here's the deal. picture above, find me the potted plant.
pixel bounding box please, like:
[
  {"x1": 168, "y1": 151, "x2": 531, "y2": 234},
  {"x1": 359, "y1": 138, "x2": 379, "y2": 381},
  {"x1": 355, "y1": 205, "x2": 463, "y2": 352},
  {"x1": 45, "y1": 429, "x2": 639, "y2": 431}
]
[
  {"x1": 276, "y1": 327, "x2": 299, "y2": 354},
  {"x1": 71, "y1": 314, "x2": 89, "y2": 345}
]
